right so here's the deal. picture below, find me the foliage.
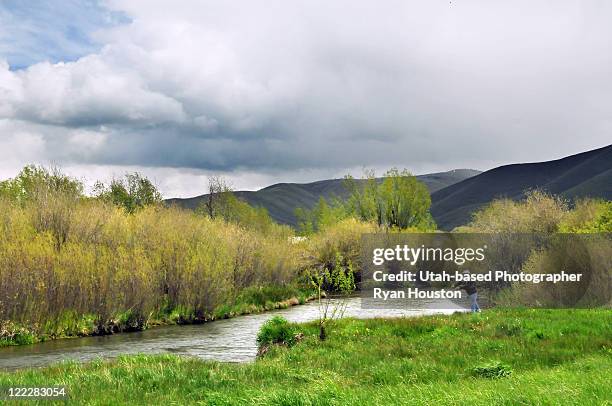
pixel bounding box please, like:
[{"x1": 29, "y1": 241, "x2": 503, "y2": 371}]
[
  {"x1": 378, "y1": 168, "x2": 434, "y2": 229},
  {"x1": 295, "y1": 168, "x2": 435, "y2": 234},
  {"x1": 460, "y1": 190, "x2": 612, "y2": 233},
  {"x1": 1, "y1": 309, "x2": 610, "y2": 404},
  {"x1": 221, "y1": 196, "x2": 277, "y2": 233},
  {"x1": 0, "y1": 165, "x2": 83, "y2": 205},
  {"x1": 236, "y1": 286, "x2": 305, "y2": 308},
  {"x1": 472, "y1": 362, "x2": 513, "y2": 379},
  {"x1": 559, "y1": 199, "x2": 612, "y2": 233},
  {"x1": 0, "y1": 188, "x2": 303, "y2": 341},
  {"x1": 295, "y1": 196, "x2": 349, "y2": 235},
  {"x1": 200, "y1": 192, "x2": 279, "y2": 234},
  {"x1": 345, "y1": 168, "x2": 435, "y2": 230},
  {"x1": 200, "y1": 175, "x2": 233, "y2": 219},
  {"x1": 0, "y1": 321, "x2": 36, "y2": 346},
  {"x1": 94, "y1": 172, "x2": 162, "y2": 213},
  {"x1": 460, "y1": 190, "x2": 568, "y2": 233},
  {"x1": 308, "y1": 252, "x2": 355, "y2": 340},
  {"x1": 461, "y1": 192, "x2": 612, "y2": 304},
  {"x1": 196, "y1": 176, "x2": 282, "y2": 234},
  {"x1": 305, "y1": 218, "x2": 377, "y2": 273},
  {"x1": 257, "y1": 316, "x2": 298, "y2": 347},
  {"x1": 0, "y1": 166, "x2": 87, "y2": 251},
  {"x1": 496, "y1": 234, "x2": 611, "y2": 308}
]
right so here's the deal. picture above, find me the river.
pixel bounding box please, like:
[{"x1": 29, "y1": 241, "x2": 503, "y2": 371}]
[{"x1": 0, "y1": 296, "x2": 468, "y2": 371}]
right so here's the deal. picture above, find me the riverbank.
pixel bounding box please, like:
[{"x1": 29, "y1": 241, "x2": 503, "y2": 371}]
[
  {"x1": 1, "y1": 308, "x2": 610, "y2": 404},
  {"x1": 0, "y1": 285, "x2": 316, "y2": 348}
]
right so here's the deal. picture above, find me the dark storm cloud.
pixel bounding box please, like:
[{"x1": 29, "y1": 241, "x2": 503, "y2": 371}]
[{"x1": 1, "y1": 0, "x2": 612, "y2": 190}]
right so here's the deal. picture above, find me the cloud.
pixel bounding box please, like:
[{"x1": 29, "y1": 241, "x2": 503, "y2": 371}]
[
  {"x1": 0, "y1": 0, "x2": 611, "y2": 196},
  {"x1": 3, "y1": 57, "x2": 186, "y2": 126},
  {"x1": 0, "y1": 0, "x2": 128, "y2": 68},
  {"x1": 0, "y1": 123, "x2": 46, "y2": 163}
]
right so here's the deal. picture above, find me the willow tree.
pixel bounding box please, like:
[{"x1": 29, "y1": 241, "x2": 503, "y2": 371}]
[
  {"x1": 379, "y1": 168, "x2": 433, "y2": 229},
  {"x1": 0, "y1": 165, "x2": 84, "y2": 250},
  {"x1": 94, "y1": 172, "x2": 162, "y2": 213},
  {"x1": 345, "y1": 168, "x2": 434, "y2": 230}
]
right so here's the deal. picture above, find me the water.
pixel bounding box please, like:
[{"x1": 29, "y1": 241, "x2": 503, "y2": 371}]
[{"x1": 0, "y1": 297, "x2": 467, "y2": 371}]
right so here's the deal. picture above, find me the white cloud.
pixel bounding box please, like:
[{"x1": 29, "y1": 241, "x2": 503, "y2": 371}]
[
  {"x1": 0, "y1": 0, "x2": 611, "y2": 195},
  {"x1": 1, "y1": 56, "x2": 186, "y2": 126},
  {"x1": 0, "y1": 126, "x2": 45, "y2": 163}
]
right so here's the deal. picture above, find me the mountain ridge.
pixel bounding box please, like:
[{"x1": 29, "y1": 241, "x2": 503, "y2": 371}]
[
  {"x1": 430, "y1": 144, "x2": 612, "y2": 230},
  {"x1": 167, "y1": 144, "x2": 612, "y2": 230},
  {"x1": 167, "y1": 169, "x2": 481, "y2": 225}
]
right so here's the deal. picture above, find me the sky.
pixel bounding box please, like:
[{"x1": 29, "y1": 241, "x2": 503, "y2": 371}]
[{"x1": 0, "y1": 0, "x2": 611, "y2": 197}]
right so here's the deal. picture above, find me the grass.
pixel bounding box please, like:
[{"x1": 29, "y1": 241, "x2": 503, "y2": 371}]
[
  {"x1": 1, "y1": 308, "x2": 610, "y2": 405},
  {"x1": 1, "y1": 285, "x2": 315, "y2": 348}
]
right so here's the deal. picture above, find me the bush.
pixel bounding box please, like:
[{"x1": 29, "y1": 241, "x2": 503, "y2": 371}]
[
  {"x1": 559, "y1": 199, "x2": 612, "y2": 232},
  {"x1": 306, "y1": 218, "x2": 377, "y2": 273},
  {"x1": 257, "y1": 316, "x2": 298, "y2": 347},
  {"x1": 462, "y1": 192, "x2": 611, "y2": 233},
  {"x1": 462, "y1": 190, "x2": 568, "y2": 233},
  {"x1": 498, "y1": 234, "x2": 611, "y2": 307},
  {"x1": 472, "y1": 362, "x2": 513, "y2": 379},
  {"x1": 236, "y1": 286, "x2": 303, "y2": 307},
  {"x1": 0, "y1": 321, "x2": 36, "y2": 346},
  {"x1": 0, "y1": 194, "x2": 303, "y2": 338}
]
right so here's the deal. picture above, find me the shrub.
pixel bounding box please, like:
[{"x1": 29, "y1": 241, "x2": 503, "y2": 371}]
[
  {"x1": 257, "y1": 316, "x2": 298, "y2": 347},
  {"x1": 559, "y1": 199, "x2": 612, "y2": 232},
  {"x1": 306, "y1": 218, "x2": 377, "y2": 273},
  {"x1": 462, "y1": 190, "x2": 568, "y2": 233},
  {"x1": 463, "y1": 192, "x2": 611, "y2": 234},
  {"x1": 307, "y1": 252, "x2": 355, "y2": 340},
  {"x1": 0, "y1": 321, "x2": 36, "y2": 346},
  {"x1": 0, "y1": 193, "x2": 303, "y2": 338},
  {"x1": 472, "y1": 362, "x2": 513, "y2": 379},
  {"x1": 499, "y1": 234, "x2": 611, "y2": 307}
]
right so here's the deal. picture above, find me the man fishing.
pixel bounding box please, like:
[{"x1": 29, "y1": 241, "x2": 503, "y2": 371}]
[{"x1": 454, "y1": 270, "x2": 481, "y2": 313}]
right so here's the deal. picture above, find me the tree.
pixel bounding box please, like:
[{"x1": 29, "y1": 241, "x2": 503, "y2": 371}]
[
  {"x1": 197, "y1": 175, "x2": 278, "y2": 233},
  {"x1": 202, "y1": 176, "x2": 233, "y2": 219},
  {"x1": 308, "y1": 252, "x2": 355, "y2": 340},
  {"x1": 296, "y1": 168, "x2": 434, "y2": 233},
  {"x1": 0, "y1": 165, "x2": 84, "y2": 251},
  {"x1": 94, "y1": 173, "x2": 162, "y2": 213},
  {"x1": 379, "y1": 168, "x2": 433, "y2": 229},
  {"x1": 344, "y1": 169, "x2": 382, "y2": 226},
  {"x1": 295, "y1": 196, "x2": 349, "y2": 235},
  {"x1": 0, "y1": 165, "x2": 83, "y2": 204},
  {"x1": 345, "y1": 168, "x2": 434, "y2": 230},
  {"x1": 217, "y1": 193, "x2": 276, "y2": 233}
]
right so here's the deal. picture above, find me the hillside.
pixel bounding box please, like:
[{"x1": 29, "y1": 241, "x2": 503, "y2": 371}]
[
  {"x1": 167, "y1": 169, "x2": 480, "y2": 226},
  {"x1": 430, "y1": 144, "x2": 612, "y2": 230}
]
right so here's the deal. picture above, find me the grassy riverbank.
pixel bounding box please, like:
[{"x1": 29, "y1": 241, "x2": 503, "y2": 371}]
[
  {"x1": 1, "y1": 308, "x2": 610, "y2": 405},
  {"x1": 0, "y1": 167, "x2": 369, "y2": 349},
  {"x1": 0, "y1": 285, "x2": 315, "y2": 347}
]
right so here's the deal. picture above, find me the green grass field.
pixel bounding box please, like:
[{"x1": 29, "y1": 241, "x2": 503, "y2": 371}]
[{"x1": 1, "y1": 308, "x2": 610, "y2": 405}]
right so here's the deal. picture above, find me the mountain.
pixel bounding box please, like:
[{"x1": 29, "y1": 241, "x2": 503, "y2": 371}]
[
  {"x1": 167, "y1": 169, "x2": 481, "y2": 226},
  {"x1": 167, "y1": 145, "x2": 612, "y2": 230},
  {"x1": 430, "y1": 144, "x2": 612, "y2": 230}
]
